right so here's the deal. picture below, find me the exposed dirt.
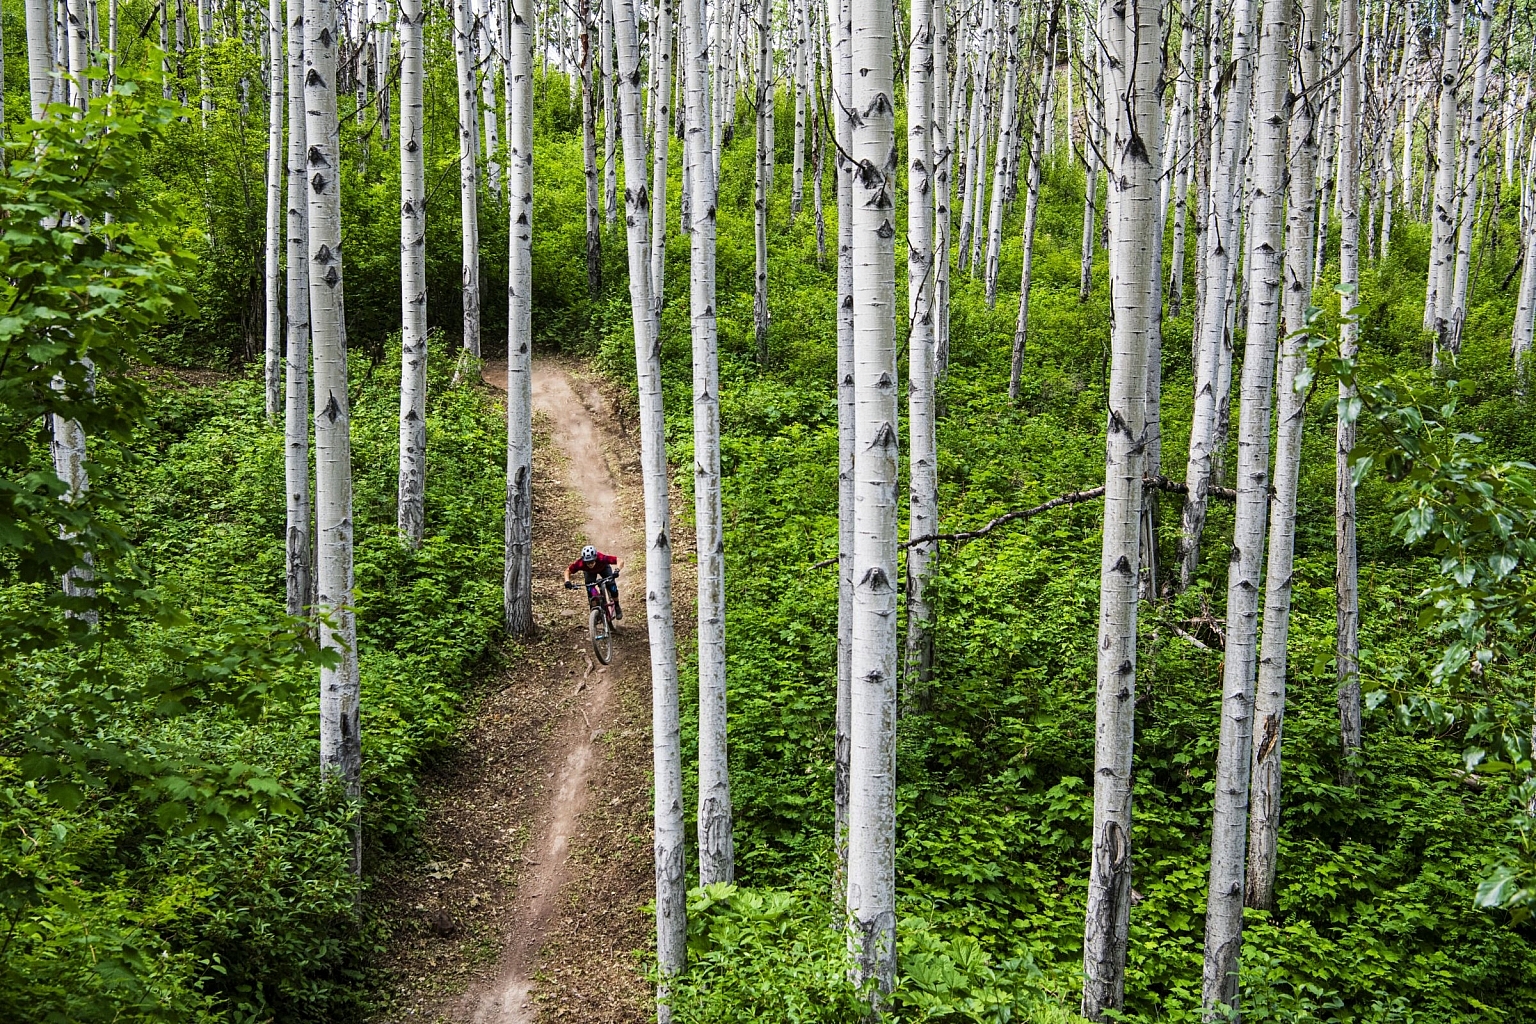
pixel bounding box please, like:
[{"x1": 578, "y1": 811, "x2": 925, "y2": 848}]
[{"x1": 373, "y1": 358, "x2": 659, "y2": 1024}]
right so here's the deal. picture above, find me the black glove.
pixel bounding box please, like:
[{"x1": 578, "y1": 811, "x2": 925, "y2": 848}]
[{"x1": 564, "y1": 580, "x2": 576, "y2": 589}]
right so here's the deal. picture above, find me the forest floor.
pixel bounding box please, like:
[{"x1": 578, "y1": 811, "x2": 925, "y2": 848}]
[{"x1": 373, "y1": 357, "x2": 666, "y2": 1024}]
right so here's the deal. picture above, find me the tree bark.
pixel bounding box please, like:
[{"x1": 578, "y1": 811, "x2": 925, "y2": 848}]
[
  {"x1": 1447, "y1": 1, "x2": 1492, "y2": 355},
  {"x1": 829, "y1": 0, "x2": 854, "y2": 886},
  {"x1": 263, "y1": 0, "x2": 284, "y2": 422},
  {"x1": 1177, "y1": 0, "x2": 1256, "y2": 588},
  {"x1": 1010, "y1": 1, "x2": 1060, "y2": 402},
  {"x1": 1200, "y1": 0, "x2": 1290, "y2": 1010},
  {"x1": 752, "y1": 0, "x2": 770, "y2": 364},
  {"x1": 932, "y1": 0, "x2": 952, "y2": 377},
  {"x1": 848, "y1": 0, "x2": 898, "y2": 998},
  {"x1": 1337, "y1": 0, "x2": 1363, "y2": 770},
  {"x1": 1246, "y1": 0, "x2": 1321, "y2": 914},
  {"x1": 684, "y1": 0, "x2": 732, "y2": 888},
  {"x1": 982, "y1": 0, "x2": 1021, "y2": 307},
  {"x1": 26, "y1": 0, "x2": 52, "y2": 120},
  {"x1": 1166, "y1": 0, "x2": 1196, "y2": 317},
  {"x1": 503, "y1": 0, "x2": 534, "y2": 637},
  {"x1": 398, "y1": 0, "x2": 428, "y2": 548},
  {"x1": 791, "y1": 0, "x2": 808, "y2": 219},
  {"x1": 581, "y1": 0, "x2": 601, "y2": 302},
  {"x1": 284, "y1": 0, "x2": 312, "y2": 620},
  {"x1": 649, "y1": 0, "x2": 672, "y2": 304},
  {"x1": 601, "y1": 0, "x2": 615, "y2": 223},
  {"x1": 454, "y1": 0, "x2": 482, "y2": 356},
  {"x1": 617, "y1": 1, "x2": 686, "y2": 1012},
  {"x1": 1081, "y1": 0, "x2": 1160, "y2": 1012},
  {"x1": 905, "y1": 0, "x2": 936, "y2": 696},
  {"x1": 1426, "y1": 0, "x2": 1464, "y2": 350},
  {"x1": 305, "y1": 0, "x2": 361, "y2": 876}
]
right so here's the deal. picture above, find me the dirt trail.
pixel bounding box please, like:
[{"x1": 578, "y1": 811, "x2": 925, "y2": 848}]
[{"x1": 377, "y1": 358, "x2": 653, "y2": 1024}]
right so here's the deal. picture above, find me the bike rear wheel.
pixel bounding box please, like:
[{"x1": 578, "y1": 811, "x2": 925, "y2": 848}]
[{"x1": 589, "y1": 606, "x2": 612, "y2": 665}]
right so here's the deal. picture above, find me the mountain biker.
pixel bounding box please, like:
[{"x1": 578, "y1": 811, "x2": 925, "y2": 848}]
[{"x1": 565, "y1": 545, "x2": 624, "y2": 620}]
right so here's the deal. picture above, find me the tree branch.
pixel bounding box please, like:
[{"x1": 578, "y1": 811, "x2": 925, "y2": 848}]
[{"x1": 808, "y1": 475, "x2": 1236, "y2": 569}]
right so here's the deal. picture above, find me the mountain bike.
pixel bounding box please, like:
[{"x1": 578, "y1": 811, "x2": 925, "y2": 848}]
[{"x1": 566, "y1": 572, "x2": 619, "y2": 665}]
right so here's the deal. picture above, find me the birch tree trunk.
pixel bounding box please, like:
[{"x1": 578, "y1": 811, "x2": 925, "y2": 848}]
[
  {"x1": 398, "y1": 0, "x2": 428, "y2": 548},
  {"x1": 932, "y1": 0, "x2": 952, "y2": 376},
  {"x1": 753, "y1": 0, "x2": 770, "y2": 364},
  {"x1": 454, "y1": 0, "x2": 482, "y2": 357},
  {"x1": 1447, "y1": 1, "x2": 1492, "y2": 355},
  {"x1": 1166, "y1": 0, "x2": 1197, "y2": 317},
  {"x1": 305, "y1": 0, "x2": 361, "y2": 876},
  {"x1": 649, "y1": 0, "x2": 672, "y2": 303},
  {"x1": 26, "y1": 0, "x2": 52, "y2": 120},
  {"x1": 982, "y1": 0, "x2": 1021, "y2": 307},
  {"x1": 905, "y1": 0, "x2": 936, "y2": 693},
  {"x1": 829, "y1": 0, "x2": 854, "y2": 884},
  {"x1": 260, "y1": 0, "x2": 284, "y2": 424},
  {"x1": 847, "y1": 0, "x2": 898, "y2": 997},
  {"x1": 954, "y1": 23, "x2": 978, "y2": 270},
  {"x1": 601, "y1": 0, "x2": 616, "y2": 224},
  {"x1": 616, "y1": 1, "x2": 686, "y2": 1007},
  {"x1": 1177, "y1": 0, "x2": 1256, "y2": 588},
  {"x1": 284, "y1": 0, "x2": 312, "y2": 619},
  {"x1": 1200, "y1": 0, "x2": 1290, "y2": 1009},
  {"x1": 1246, "y1": 0, "x2": 1321, "y2": 914},
  {"x1": 1010, "y1": 1, "x2": 1059, "y2": 401},
  {"x1": 64, "y1": 0, "x2": 86, "y2": 109},
  {"x1": 1080, "y1": 69, "x2": 1100, "y2": 302},
  {"x1": 1513, "y1": 155, "x2": 1536, "y2": 367},
  {"x1": 1426, "y1": 0, "x2": 1464, "y2": 347},
  {"x1": 682, "y1": 0, "x2": 732, "y2": 890},
  {"x1": 581, "y1": 0, "x2": 601, "y2": 301},
  {"x1": 504, "y1": 0, "x2": 534, "y2": 636},
  {"x1": 1337, "y1": 0, "x2": 1363, "y2": 768},
  {"x1": 474, "y1": 0, "x2": 501, "y2": 198},
  {"x1": 791, "y1": 0, "x2": 808, "y2": 219},
  {"x1": 1081, "y1": 0, "x2": 1160, "y2": 1011}
]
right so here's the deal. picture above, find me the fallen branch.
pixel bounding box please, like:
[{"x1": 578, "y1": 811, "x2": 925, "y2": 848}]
[{"x1": 809, "y1": 475, "x2": 1237, "y2": 569}]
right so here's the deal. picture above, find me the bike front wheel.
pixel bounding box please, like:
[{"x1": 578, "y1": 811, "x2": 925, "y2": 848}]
[{"x1": 589, "y1": 606, "x2": 613, "y2": 665}]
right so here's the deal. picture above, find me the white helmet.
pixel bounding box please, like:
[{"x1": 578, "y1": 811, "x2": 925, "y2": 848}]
[{"x1": 581, "y1": 545, "x2": 597, "y2": 563}]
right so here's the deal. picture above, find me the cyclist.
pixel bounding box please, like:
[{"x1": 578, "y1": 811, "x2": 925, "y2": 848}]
[{"x1": 565, "y1": 545, "x2": 625, "y2": 620}]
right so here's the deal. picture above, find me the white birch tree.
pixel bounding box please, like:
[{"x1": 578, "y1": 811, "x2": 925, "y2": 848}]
[
  {"x1": 616, "y1": 0, "x2": 687, "y2": 1008},
  {"x1": 752, "y1": 0, "x2": 770, "y2": 364},
  {"x1": 1337, "y1": 0, "x2": 1363, "y2": 766},
  {"x1": 505, "y1": 0, "x2": 534, "y2": 636},
  {"x1": 26, "y1": 0, "x2": 53, "y2": 120},
  {"x1": 981, "y1": 0, "x2": 1021, "y2": 307},
  {"x1": 600, "y1": 0, "x2": 616, "y2": 224},
  {"x1": 649, "y1": 0, "x2": 673, "y2": 303},
  {"x1": 454, "y1": 0, "x2": 482, "y2": 357},
  {"x1": 1200, "y1": 0, "x2": 1290, "y2": 1009},
  {"x1": 1425, "y1": 0, "x2": 1464, "y2": 348},
  {"x1": 847, "y1": 0, "x2": 898, "y2": 998},
  {"x1": 1246, "y1": 0, "x2": 1322, "y2": 913},
  {"x1": 263, "y1": 0, "x2": 284, "y2": 422},
  {"x1": 1010, "y1": 2, "x2": 1060, "y2": 402},
  {"x1": 1177, "y1": 0, "x2": 1257, "y2": 587},
  {"x1": 284, "y1": 0, "x2": 312, "y2": 619},
  {"x1": 689, "y1": 0, "x2": 732, "y2": 889},
  {"x1": 398, "y1": 0, "x2": 428, "y2": 548},
  {"x1": 906, "y1": 0, "x2": 937, "y2": 692},
  {"x1": 1447, "y1": 0, "x2": 1492, "y2": 355},
  {"x1": 1081, "y1": 0, "x2": 1161, "y2": 1012},
  {"x1": 305, "y1": 0, "x2": 361, "y2": 876},
  {"x1": 828, "y1": 0, "x2": 854, "y2": 880}
]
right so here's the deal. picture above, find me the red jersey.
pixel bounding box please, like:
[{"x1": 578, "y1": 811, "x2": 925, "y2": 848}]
[{"x1": 569, "y1": 552, "x2": 619, "y2": 581}]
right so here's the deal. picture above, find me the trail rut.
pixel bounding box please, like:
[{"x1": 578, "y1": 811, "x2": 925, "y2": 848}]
[{"x1": 377, "y1": 358, "x2": 653, "y2": 1024}]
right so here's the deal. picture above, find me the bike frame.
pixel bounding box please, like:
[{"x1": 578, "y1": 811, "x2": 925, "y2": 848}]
[{"x1": 584, "y1": 578, "x2": 618, "y2": 620}]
